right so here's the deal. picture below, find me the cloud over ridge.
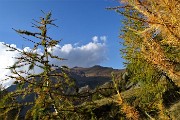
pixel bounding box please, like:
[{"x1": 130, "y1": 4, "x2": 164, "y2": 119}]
[
  {"x1": 0, "y1": 36, "x2": 107, "y2": 87},
  {"x1": 51, "y1": 36, "x2": 107, "y2": 68}
]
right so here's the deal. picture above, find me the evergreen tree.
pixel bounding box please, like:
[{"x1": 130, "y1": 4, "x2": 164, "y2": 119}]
[
  {"x1": 120, "y1": 0, "x2": 180, "y2": 86},
  {"x1": 0, "y1": 12, "x2": 78, "y2": 119},
  {"x1": 108, "y1": 0, "x2": 180, "y2": 119}
]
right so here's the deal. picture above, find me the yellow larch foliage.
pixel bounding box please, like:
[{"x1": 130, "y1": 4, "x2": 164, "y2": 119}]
[{"x1": 121, "y1": 0, "x2": 180, "y2": 86}]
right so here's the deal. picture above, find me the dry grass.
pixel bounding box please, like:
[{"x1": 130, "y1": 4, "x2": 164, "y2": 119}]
[{"x1": 168, "y1": 101, "x2": 180, "y2": 120}]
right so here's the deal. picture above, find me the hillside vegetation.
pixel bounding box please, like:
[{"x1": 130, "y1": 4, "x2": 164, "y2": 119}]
[{"x1": 0, "y1": 0, "x2": 180, "y2": 119}]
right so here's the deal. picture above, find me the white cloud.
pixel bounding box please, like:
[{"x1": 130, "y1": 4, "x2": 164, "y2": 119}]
[
  {"x1": 100, "y1": 36, "x2": 107, "y2": 42},
  {"x1": 61, "y1": 44, "x2": 73, "y2": 53},
  {"x1": 0, "y1": 36, "x2": 107, "y2": 88},
  {"x1": 92, "y1": 36, "x2": 98, "y2": 43},
  {"x1": 50, "y1": 40, "x2": 106, "y2": 68},
  {"x1": 0, "y1": 43, "x2": 19, "y2": 88},
  {"x1": 0, "y1": 42, "x2": 43, "y2": 88}
]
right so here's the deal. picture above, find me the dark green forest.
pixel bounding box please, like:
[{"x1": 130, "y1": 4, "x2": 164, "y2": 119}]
[{"x1": 0, "y1": 0, "x2": 180, "y2": 120}]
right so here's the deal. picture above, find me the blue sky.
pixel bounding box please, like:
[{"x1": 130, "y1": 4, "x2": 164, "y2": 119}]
[{"x1": 0, "y1": 0, "x2": 125, "y2": 69}]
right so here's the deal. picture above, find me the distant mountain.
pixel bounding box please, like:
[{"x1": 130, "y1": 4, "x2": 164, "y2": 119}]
[
  {"x1": 6, "y1": 65, "x2": 125, "y2": 92},
  {"x1": 4, "y1": 65, "x2": 125, "y2": 118},
  {"x1": 70, "y1": 65, "x2": 125, "y2": 89}
]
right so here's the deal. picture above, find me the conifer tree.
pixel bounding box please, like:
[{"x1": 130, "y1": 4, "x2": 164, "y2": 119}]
[
  {"x1": 120, "y1": 0, "x2": 180, "y2": 86},
  {"x1": 0, "y1": 12, "x2": 78, "y2": 119},
  {"x1": 108, "y1": 0, "x2": 180, "y2": 119},
  {"x1": 119, "y1": 8, "x2": 169, "y2": 119}
]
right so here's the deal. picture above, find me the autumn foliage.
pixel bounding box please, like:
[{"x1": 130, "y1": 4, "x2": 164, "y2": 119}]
[{"x1": 121, "y1": 0, "x2": 180, "y2": 86}]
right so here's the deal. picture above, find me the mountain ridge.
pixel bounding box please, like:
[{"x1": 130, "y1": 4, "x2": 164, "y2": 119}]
[
  {"x1": 69, "y1": 65, "x2": 125, "y2": 88},
  {"x1": 6, "y1": 65, "x2": 125, "y2": 91}
]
